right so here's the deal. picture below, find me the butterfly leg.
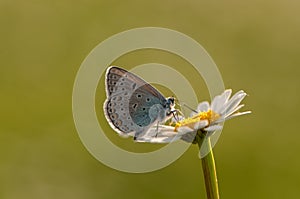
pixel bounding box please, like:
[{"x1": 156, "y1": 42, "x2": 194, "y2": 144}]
[
  {"x1": 155, "y1": 121, "x2": 159, "y2": 137},
  {"x1": 172, "y1": 110, "x2": 179, "y2": 122}
]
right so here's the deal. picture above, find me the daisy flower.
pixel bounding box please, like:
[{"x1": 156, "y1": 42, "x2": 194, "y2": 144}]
[{"x1": 135, "y1": 89, "x2": 251, "y2": 143}]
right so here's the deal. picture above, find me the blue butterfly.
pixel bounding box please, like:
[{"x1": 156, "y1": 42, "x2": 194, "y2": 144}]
[{"x1": 103, "y1": 66, "x2": 176, "y2": 140}]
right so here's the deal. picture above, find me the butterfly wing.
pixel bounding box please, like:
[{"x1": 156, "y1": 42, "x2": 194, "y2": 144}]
[{"x1": 104, "y1": 66, "x2": 169, "y2": 138}]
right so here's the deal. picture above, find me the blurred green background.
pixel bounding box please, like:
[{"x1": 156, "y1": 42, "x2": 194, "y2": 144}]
[{"x1": 1, "y1": 0, "x2": 300, "y2": 198}]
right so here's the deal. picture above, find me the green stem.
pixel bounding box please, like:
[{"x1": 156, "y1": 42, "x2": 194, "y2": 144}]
[{"x1": 196, "y1": 132, "x2": 220, "y2": 199}]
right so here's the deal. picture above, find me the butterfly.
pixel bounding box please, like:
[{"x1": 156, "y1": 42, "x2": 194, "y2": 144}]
[{"x1": 103, "y1": 66, "x2": 176, "y2": 140}]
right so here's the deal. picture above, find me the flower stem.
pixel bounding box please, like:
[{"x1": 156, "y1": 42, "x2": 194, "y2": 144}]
[{"x1": 196, "y1": 132, "x2": 220, "y2": 199}]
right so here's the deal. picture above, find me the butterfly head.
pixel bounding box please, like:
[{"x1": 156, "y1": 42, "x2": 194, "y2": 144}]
[{"x1": 165, "y1": 97, "x2": 176, "y2": 116}]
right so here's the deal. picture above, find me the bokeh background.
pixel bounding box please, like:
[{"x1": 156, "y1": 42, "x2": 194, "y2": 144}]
[{"x1": 1, "y1": 0, "x2": 300, "y2": 198}]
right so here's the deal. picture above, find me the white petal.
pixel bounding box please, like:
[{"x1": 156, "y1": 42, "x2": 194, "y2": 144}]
[
  {"x1": 221, "y1": 90, "x2": 247, "y2": 116},
  {"x1": 194, "y1": 120, "x2": 209, "y2": 130},
  {"x1": 196, "y1": 101, "x2": 210, "y2": 113},
  {"x1": 204, "y1": 125, "x2": 223, "y2": 132},
  {"x1": 211, "y1": 95, "x2": 222, "y2": 112},
  {"x1": 223, "y1": 104, "x2": 245, "y2": 118},
  {"x1": 177, "y1": 126, "x2": 194, "y2": 135},
  {"x1": 135, "y1": 136, "x2": 181, "y2": 143},
  {"x1": 211, "y1": 116, "x2": 226, "y2": 124},
  {"x1": 223, "y1": 89, "x2": 233, "y2": 102},
  {"x1": 211, "y1": 89, "x2": 232, "y2": 113},
  {"x1": 224, "y1": 111, "x2": 251, "y2": 120},
  {"x1": 135, "y1": 125, "x2": 181, "y2": 143},
  {"x1": 180, "y1": 131, "x2": 197, "y2": 143},
  {"x1": 139, "y1": 125, "x2": 175, "y2": 137}
]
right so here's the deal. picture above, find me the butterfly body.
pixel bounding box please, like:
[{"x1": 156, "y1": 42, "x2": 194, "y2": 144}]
[{"x1": 103, "y1": 66, "x2": 175, "y2": 138}]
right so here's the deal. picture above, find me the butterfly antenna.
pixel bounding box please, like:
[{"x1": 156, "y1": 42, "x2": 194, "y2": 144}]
[{"x1": 179, "y1": 101, "x2": 198, "y2": 113}]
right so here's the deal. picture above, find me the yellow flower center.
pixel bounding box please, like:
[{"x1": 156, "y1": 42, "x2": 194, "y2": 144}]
[{"x1": 174, "y1": 110, "x2": 220, "y2": 132}]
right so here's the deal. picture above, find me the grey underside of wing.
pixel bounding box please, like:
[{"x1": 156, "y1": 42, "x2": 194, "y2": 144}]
[
  {"x1": 104, "y1": 66, "x2": 167, "y2": 137},
  {"x1": 129, "y1": 85, "x2": 167, "y2": 127}
]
